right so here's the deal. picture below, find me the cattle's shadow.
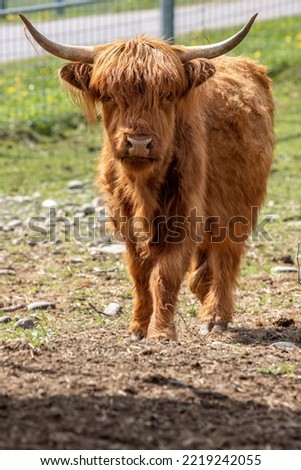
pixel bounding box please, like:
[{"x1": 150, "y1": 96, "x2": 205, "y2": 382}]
[
  {"x1": 227, "y1": 325, "x2": 301, "y2": 347},
  {"x1": 183, "y1": 315, "x2": 301, "y2": 348},
  {"x1": 0, "y1": 391, "x2": 300, "y2": 450}
]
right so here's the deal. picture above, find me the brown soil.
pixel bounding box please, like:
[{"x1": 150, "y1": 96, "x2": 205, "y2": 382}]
[
  {"x1": 0, "y1": 202, "x2": 300, "y2": 450},
  {"x1": 1, "y1": 282, "x2": 301, "y2": 449}
]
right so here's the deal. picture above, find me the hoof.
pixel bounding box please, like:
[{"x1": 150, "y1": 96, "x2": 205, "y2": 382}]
[
  {"x1": 131, "y1": 331, "x2": 145, "y2": 341},
  {"x1": 198, "y1": 321, "x2": 228, "y2": 336},
  {"x1": 147, "y1": 328, "x2": 177, "y2": 342},
  {"x1": 198, "y1": 322, "x2": 214, "y2": 336},
  {"x1": 147, "y1": 334, "x2": 176, "y2": 342},
  {"x1": 212, "y1": 322, "x2": 228, "y2": 333},
  {"x1": 130, "y1": 321, "x2": 148, "y2": 340}
]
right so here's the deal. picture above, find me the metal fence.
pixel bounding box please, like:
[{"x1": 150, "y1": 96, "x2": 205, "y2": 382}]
[{"x1": 1, "y1": 0, "x2": 301, "y2": 127}]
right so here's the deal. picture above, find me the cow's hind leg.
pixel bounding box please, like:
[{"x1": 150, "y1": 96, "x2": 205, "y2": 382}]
[
  {"x1": 195, "y1": 244, "x2": 244, "y2": 335},
  {"x1": 188, "y1": 248, "x2": 212, "y2": 303},
  {"x1": 126, "y1": 244, "x2": 153, "y2": 339}
]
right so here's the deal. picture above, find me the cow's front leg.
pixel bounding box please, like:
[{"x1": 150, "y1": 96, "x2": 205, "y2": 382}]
[
  {"x1": 147, "y1": 248, "x2": 191, "y2": 341},
  {"x1": 126, "y1": 244, "x2": 153, "y2": 339}
]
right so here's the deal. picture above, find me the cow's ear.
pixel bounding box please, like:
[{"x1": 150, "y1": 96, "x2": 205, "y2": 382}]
[
  {"x1": 59, "y1": 63, "x2": 98, "y2": 122},
  {"x1": 59, "y1": 63, "x2": 93, "y2": 92},
  {"x1": 183, "y1": 59, "x2": 216, "y2": 92}
]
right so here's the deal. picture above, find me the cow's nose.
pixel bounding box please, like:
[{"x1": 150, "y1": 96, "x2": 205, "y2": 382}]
[{"x1": 126, "y1": 136, "x2": 153, "y2": 157}]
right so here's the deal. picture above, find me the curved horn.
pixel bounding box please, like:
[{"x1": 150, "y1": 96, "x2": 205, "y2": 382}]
[
  {"x1": 176, "y1": 13, "x2": 258, "y2": 62},
  {"x1": 19, "y1": 13, "x2": 97, "y2": 63}
]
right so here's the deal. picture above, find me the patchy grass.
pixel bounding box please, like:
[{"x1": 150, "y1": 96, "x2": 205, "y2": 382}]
[
  {"x1": 259, "y1": 363, "x2": 296, "y2": 376},
  {"x1": 0, "y1": 114, "x2": 100, "y2": 197}
]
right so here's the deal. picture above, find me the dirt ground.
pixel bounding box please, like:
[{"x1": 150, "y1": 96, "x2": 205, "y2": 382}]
[
  {"x1": 1, "y1": 317, "x2": 301, "y2": 450},
  {"x1": 0, "y1": 196, "x2": 301, "y2": 450}
]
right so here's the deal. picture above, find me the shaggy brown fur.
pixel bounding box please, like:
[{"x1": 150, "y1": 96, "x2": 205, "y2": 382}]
[{"x1": 59, "y1": 38, "x2": 274, "y2": 340}]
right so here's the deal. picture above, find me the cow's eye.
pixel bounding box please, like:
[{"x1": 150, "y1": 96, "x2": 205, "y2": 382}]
[
  {"x1": 165, "y1": 92, "x2": 174, "y2": 101},
  {"x1": 100, "y1": 93, "x2": 112, "y2": 102}
]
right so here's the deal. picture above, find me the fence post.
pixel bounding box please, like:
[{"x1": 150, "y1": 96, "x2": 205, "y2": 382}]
[
  {"x1": 1, "y1": 0, "x2": 7, "y2": 10},
  {"x1": 56, "y1": 0, "x2": 64, "y2": 16},
  {"x1": 161, "y1": 0, "x2": 174, "y2": 44}
]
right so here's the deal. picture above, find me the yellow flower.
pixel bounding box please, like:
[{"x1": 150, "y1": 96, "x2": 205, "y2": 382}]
[
  {"x1": 284, "y1": 35, "x2": 292, "y2": 43},
  {"x1": 297, "y1": 42, "x2": 301, "y2": 49},
  {"x1": 296, "y1": 33, "x2": 301, "y2": 40},
  {"x1": 6, "y1": 86, "x2": 15, "y2": 94},
  {"x1": 42, "y1": 12, "x2": 51, "y2": 20},
  {"x1": 253, "y1": 50, "x2": 262, "y2": 59}
]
